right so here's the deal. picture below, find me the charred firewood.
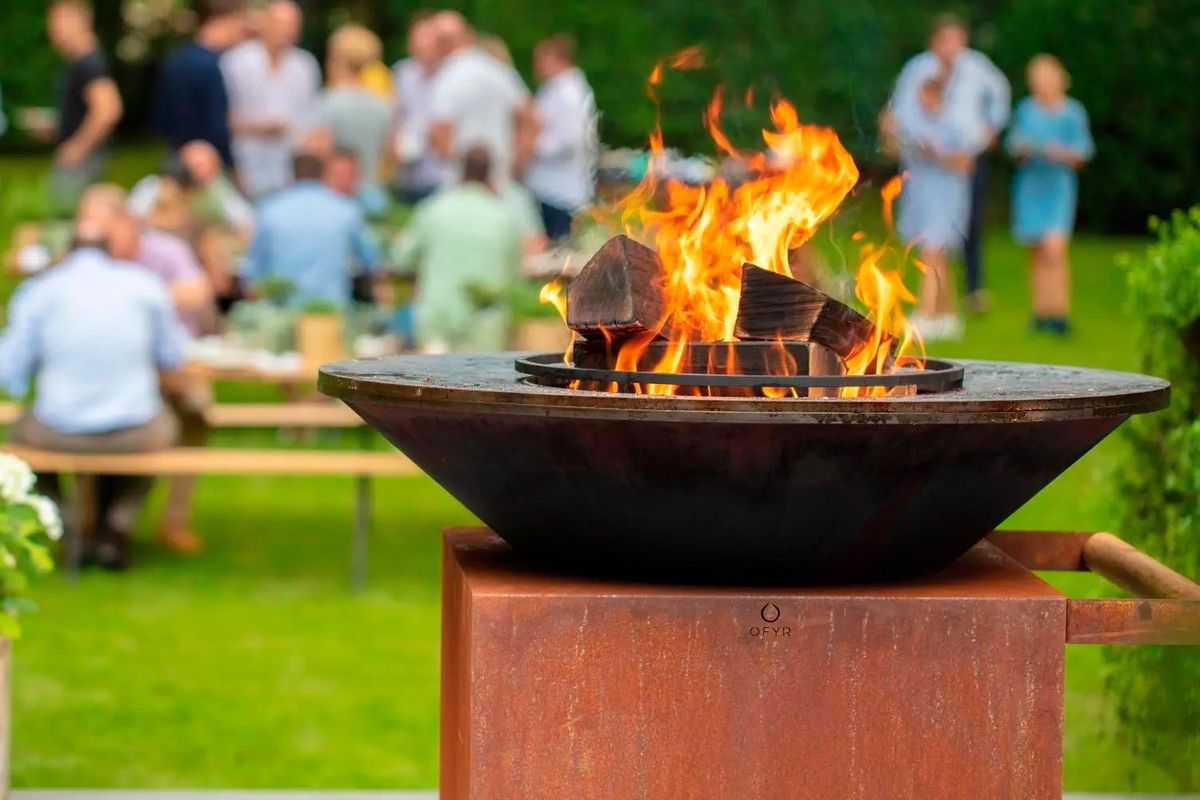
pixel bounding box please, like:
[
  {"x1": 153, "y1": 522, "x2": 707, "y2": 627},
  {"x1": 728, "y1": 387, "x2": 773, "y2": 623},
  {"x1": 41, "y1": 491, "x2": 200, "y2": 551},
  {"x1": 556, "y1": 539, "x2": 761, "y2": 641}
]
[
  {"x1": 566, "y1": 235, "x2": 668, "y2": 339},
  {"x1": 734, "y1": 263, "x2": 891, "y2": 366}
]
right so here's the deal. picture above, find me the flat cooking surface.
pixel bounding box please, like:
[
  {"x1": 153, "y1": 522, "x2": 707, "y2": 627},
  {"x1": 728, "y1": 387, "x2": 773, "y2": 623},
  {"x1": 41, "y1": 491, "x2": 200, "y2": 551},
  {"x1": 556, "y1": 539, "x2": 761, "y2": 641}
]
[{"x1": 320, "y1": 354, "x2": 1168, "y2": 423}]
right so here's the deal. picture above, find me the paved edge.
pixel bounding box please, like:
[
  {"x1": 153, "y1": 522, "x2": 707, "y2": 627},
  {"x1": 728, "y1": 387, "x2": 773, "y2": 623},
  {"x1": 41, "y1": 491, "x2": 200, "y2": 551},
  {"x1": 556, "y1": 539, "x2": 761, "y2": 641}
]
[{"x1": 12, "y1": 793, "x2": 439, "y2": 800}]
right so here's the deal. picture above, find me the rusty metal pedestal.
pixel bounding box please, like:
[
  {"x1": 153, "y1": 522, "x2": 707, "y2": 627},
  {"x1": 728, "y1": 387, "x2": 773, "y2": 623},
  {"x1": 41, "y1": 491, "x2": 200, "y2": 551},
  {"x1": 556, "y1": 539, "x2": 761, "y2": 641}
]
[{"x1": 440, "y1": 529, "x2": 1199, "y2": 800}]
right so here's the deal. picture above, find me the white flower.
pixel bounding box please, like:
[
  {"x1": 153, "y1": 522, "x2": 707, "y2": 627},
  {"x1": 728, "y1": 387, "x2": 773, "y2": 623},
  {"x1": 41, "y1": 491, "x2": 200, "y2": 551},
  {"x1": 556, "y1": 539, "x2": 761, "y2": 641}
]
[
  {"x1": 22, "y1": 495, "x2": 63, "y2": 541},
  {"x1": 0, "y1": 454, "x2": 35, "y2": 503}
]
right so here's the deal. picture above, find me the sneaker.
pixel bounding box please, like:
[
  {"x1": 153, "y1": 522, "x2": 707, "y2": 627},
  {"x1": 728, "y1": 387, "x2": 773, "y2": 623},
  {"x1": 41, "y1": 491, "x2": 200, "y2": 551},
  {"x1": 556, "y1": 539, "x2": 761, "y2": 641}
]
[
  {"x1": 1045, "y1": 317, "x2": 1072, "y2": 337},
  {"x1": 87, "y1": 528, "x2": 130, "y2": 571},
  {"x1": 937, "y1": 314, "x2": 964, "y2": 341},
  {"x1": 964, "y1": 290, "x2": 992, "y2": 315},
  {"x1": 159, "y1": 526, "x2": 204, "y2": 555},
  {"x1": 910, "y1": 314, "x2": 943, "y2": 342}
]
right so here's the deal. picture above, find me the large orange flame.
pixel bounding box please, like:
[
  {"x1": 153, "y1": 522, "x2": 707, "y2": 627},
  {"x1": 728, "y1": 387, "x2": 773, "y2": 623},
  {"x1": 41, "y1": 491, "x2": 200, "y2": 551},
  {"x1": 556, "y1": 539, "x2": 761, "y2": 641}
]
[{"x1": 546, "y1": 49, "x2": 924, "y2": 397}]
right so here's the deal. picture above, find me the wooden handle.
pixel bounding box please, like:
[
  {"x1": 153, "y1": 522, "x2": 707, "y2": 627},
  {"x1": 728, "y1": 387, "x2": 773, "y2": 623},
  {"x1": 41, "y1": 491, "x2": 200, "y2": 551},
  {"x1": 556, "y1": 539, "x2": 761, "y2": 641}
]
[
  {"x1": 987, "y1": 530, "x2": 1200, "y2": 644},
  {"x1": 1082, "y1": 532, "x2": 1200, "y2": 601}
]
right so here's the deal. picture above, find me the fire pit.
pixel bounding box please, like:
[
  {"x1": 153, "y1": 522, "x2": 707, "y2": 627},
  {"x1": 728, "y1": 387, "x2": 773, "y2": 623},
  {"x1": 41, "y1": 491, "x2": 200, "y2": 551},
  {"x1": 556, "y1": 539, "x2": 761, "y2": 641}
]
[
  {"x1": 324, "y1": 53, "x2": 1192, "y2": 800},
  {"x1": 320, "y1": 63, "x2": 1170, "y2": 583},
  {"x1": 318, "y1": 353, "x2": 1167, "y2": 583}
]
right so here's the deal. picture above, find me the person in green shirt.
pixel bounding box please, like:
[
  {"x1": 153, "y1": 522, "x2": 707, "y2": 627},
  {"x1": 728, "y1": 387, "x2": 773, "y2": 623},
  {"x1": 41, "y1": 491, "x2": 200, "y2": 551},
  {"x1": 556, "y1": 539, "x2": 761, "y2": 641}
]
[{"x1": 394, "y1": 145, "x2": 524, "y2": 352}]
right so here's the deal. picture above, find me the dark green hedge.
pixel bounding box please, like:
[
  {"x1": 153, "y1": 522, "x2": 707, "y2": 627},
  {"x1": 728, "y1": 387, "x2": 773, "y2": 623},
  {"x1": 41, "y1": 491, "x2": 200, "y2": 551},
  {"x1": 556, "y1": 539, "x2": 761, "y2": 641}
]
[
  {"x1": 1, "y1": 0, "x2": 1196, "y2": 232},
  {"x1": 1113, "y1": 207, "x2": 1200, "y2": 792}
]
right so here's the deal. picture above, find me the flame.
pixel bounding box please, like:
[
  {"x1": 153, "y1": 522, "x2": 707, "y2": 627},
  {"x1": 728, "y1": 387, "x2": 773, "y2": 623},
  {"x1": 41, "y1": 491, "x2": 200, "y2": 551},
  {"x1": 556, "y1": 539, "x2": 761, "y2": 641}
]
[
  {"x1": 548, "y1": 50, "x2": 925, "y2": 398},
  {"x1": 538, "y1": 278, "x2": 573, "y2": 365}
]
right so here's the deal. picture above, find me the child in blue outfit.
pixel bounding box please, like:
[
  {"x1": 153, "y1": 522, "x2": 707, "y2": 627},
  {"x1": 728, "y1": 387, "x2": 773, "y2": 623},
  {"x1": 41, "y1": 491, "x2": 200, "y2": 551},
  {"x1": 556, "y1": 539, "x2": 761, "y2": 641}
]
[
  {"x1": 1006, "y1": 55, "x2": 1094, "y2": 335},
  {"x1": 896, "y1": 75, "x2": 980, "y2": 342}
]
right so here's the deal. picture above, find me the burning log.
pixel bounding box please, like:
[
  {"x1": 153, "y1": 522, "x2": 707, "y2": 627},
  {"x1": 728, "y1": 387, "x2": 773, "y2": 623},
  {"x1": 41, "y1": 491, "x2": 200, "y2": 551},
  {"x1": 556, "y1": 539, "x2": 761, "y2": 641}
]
[
  {"x1": 734, "y1": 264, "x2": 890, "y2": 365},
  {"x1": 566, "y1": 235, "x2": 669, "y2": 340}
]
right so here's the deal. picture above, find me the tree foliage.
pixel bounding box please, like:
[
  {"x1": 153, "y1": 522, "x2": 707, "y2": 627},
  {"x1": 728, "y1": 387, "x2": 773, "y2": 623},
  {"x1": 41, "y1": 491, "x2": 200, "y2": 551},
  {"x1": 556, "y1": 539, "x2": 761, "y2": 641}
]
[
  {"x1": 0, "y1": 0, "x2": 1196, "y2": 229},
  {"x1": 1111, "y1": 206, "x2": 1200, "y2": 791}
]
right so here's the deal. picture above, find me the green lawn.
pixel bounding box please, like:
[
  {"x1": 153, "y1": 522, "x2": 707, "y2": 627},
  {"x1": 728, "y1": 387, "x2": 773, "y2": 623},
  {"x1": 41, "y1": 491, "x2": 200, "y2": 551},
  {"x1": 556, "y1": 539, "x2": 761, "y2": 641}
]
[{"x1": 1, "y1": 151, "x2": 1184, "y2": 790}]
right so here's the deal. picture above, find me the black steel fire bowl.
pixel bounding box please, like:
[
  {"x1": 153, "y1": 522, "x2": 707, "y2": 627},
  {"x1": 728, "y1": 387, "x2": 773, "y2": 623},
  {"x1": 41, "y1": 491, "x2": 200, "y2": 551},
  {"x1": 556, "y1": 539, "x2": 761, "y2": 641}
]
[{"x1": 319, "y1": 354, "x2": 1168, "y2": 584}]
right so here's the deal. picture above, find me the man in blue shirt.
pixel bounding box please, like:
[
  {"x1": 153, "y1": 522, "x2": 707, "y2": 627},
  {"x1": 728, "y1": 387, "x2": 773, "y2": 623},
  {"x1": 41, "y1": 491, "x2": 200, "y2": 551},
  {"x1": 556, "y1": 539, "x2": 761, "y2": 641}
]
[
  {"x1": 0, "y1": 232, "x2": 187, "y2": 569},
  {"x1": 154, "y1": 0, "x2": 247, "y2": 166},
  {"x1": 245, "y1": 152, "x2": 380, "y2": 308}
]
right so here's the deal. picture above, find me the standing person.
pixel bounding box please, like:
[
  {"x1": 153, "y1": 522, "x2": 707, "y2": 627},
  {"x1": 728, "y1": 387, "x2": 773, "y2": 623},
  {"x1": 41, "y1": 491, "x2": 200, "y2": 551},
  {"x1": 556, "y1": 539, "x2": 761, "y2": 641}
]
[
  {"x1": 391, "y1": 10, "x2": 443, "y2": 204},
  {"x1": 427, "y1": 11, "x2": 535, "y2": 187},
  {"x1": 45, "y1": 0, "x2": 123, "y2": 207},
  {"x1": 889, "y1": 13, "x2": 1010, "y2": 313},
  {"x1": 1006, "y1": 55, "x2": 1094, "y2": 336},
  {"x1": 0, "y1": 225, "x2": 186, "y2": 570},
  {"x1": 154, "y1": 0, "x2": 247, "y2": 167},
  {"x1": 896, "y1": 76, "x2": 978, "y2": 341},
  {"x1": 245, "y1": 153, "x2": 380, "y2": 308},
  {"x1": 395, "y1": 146, "x2": 524, "y2": 353},
  {"x1": 221, "y1": 0, "x2": 320, "y2": 198},
  {"x1": 310, "y1": 25, "x2": 393, "y2": 215},
  {"x1": 526, "y1": 34, "x2": 598, "y2": 241}
]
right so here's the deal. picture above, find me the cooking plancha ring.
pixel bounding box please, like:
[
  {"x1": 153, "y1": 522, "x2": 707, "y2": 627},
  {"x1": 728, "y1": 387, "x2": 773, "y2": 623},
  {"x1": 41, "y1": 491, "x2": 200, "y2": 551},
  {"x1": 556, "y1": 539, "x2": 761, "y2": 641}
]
[{"x1": 514, "y1": 352, "x2": 965, "y2": 393}]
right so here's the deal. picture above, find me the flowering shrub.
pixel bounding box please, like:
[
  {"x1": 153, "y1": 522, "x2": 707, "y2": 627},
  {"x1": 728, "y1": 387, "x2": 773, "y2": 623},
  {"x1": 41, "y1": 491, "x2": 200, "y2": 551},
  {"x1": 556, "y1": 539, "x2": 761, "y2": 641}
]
[{"x1": 0, "y1": 453, "x2": 60, "y2": 639}]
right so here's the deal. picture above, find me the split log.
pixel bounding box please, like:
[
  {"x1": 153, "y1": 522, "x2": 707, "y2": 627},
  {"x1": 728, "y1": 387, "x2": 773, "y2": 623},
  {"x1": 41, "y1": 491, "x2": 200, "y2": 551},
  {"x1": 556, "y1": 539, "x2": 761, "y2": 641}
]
[
  {"x1": 734, "y1": 264, "x2": 890, "y2": 365},
  {"x1": 566, "y1": 235, "x2": 668, "y2": 339}
]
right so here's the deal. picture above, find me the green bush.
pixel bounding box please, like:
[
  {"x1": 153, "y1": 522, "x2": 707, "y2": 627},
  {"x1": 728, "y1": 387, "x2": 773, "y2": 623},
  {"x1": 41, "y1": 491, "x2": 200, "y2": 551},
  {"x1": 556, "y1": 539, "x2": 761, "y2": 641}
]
[{"x1": 1111, "y1": 206, "x2": 1200, "y2": 791}]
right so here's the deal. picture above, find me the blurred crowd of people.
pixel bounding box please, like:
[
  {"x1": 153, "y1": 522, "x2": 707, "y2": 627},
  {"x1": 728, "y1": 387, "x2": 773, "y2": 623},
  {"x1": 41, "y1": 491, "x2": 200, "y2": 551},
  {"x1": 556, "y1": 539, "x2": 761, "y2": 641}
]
[
  {"x1": 881, "y1": 13, "x2": 1094, "y2": 341},
  {"x1": 0, "y1": 0, "x2": 600, "y2": 567},
  {"x1": 22, "y1": 0, "x2": 599, "y2": 338}
]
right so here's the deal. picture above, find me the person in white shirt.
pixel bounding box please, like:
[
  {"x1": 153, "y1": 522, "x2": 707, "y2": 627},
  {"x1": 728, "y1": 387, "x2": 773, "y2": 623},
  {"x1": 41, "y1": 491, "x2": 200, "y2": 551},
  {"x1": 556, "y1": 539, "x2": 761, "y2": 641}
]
[
  {"x1": 426, "y1": 11, "x2": 536, "y2": 188},
  {"x1": 391, "y1": 10, "x2": 443, "y2": 204},
  {"x1": 220, "y1": 0, "x2": 320, "y2": 197},
  {"x1": 525, "y1": 34, "x2": 598, "y2": 241},
  {"x1": 885, "y1": 13, "x2": 1010, "y2": 313}
]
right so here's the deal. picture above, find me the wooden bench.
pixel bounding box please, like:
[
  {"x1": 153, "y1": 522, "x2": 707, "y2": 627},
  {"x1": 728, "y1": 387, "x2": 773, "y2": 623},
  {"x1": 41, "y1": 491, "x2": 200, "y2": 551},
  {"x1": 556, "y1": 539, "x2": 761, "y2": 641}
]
[{"x1": 2, "y1": 443, "x2": 418, "y2": 590}]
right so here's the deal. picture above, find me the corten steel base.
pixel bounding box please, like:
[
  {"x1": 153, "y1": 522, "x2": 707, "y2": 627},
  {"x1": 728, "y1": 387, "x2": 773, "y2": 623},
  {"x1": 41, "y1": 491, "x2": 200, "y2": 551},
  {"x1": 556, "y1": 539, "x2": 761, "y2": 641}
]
[{"x1": 442, "y1": 529, "x2": 1070, "y2": 800}]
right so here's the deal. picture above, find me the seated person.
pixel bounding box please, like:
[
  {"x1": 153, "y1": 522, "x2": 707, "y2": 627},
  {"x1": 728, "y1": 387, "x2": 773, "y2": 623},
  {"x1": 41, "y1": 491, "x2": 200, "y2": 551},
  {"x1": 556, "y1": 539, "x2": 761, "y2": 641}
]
[
  {"x1": 130, "y1": 140, "x2": 254, "y2": 314},
  {"x1": 322, "y1": 149, "x2": 380, "y2": 304},
  {"x1": 394, "y1": 145, "x2": 524, "y2": 353},
  {"x1": 80, "y1": 183, "x2": 217, "y2": 334},
  {"x1": 245, "y1": 151, "x2": 380, "y2": 308},
  {"x1": 109, "y1": 210, "x2": 217, "y2": 335},
  {"x1": 0, "y1": 223, "x2": 187, "y2": 569},
  {"x1": 499, "y1": 179, "x2": 548, "y2": 259},
  {"x1": 109, "y1": 209, "x2": 214, "y2": 555},
  {"x1": 129, "y1": 140, "x2": 254, "y2": 237}
]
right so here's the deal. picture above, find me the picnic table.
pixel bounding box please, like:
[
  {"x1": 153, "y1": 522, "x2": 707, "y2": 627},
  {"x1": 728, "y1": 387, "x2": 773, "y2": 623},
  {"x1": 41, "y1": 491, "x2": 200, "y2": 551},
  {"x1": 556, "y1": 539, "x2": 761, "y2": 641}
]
[{"x1": 0, "y1": 356, "x2": 418, "y2": 589}]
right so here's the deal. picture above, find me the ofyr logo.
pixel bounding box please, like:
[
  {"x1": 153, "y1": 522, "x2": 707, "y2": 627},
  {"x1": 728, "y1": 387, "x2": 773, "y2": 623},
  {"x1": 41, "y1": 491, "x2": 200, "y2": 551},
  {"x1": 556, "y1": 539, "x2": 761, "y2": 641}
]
[{"x1": 749, "y1": 602, "x2": 791, "y2": 638}]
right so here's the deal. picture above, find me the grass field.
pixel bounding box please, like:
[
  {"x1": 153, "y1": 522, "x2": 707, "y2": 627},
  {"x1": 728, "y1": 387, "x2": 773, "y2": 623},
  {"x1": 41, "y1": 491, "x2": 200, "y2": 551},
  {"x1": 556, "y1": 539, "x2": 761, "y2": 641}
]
[{"x1": 1, "y1": 150, "x2": 1187, "y2": 790}]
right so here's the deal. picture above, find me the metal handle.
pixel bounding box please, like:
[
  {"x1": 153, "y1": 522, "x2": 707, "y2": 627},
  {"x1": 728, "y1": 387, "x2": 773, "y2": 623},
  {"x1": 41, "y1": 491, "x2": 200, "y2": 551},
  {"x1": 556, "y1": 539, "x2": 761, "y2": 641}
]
[{"x1": 987, "y1": 530, "x2": 1200, "y2": 645}]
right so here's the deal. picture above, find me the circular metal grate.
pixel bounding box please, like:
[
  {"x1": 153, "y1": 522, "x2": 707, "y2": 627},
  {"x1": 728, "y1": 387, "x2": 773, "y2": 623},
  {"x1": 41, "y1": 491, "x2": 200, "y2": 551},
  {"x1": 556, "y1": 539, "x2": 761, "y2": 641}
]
[{"x1": 514, "y1": 346, "x2": 964, "y2": 394}]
